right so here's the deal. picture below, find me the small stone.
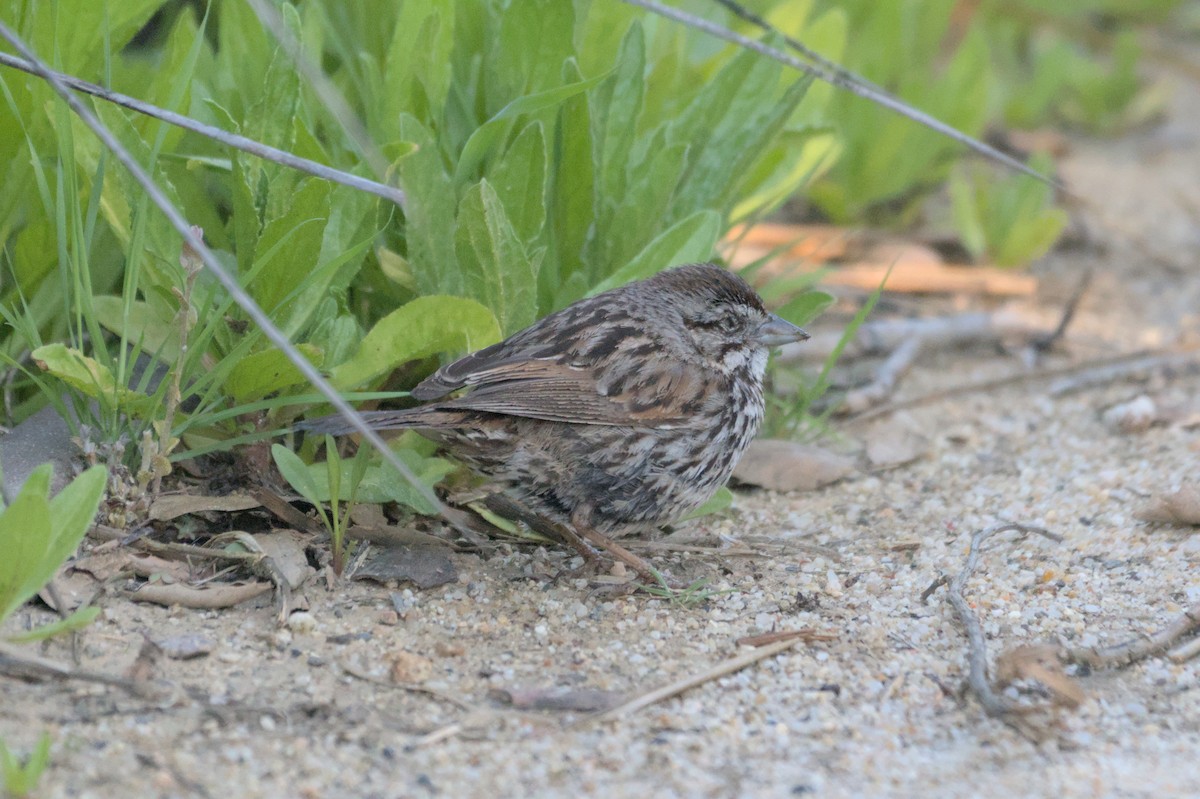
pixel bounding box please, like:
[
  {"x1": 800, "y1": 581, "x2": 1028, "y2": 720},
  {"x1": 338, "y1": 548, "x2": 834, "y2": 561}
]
[
  {"x1": 1102, "y1": 395, "x2": 1157, "y2": 434},
  {"x1": 157, "y1": 634, "x2": 214, "y2": 660},
  {"x1": 389, "y1": 650, "x2": 434, "y2": 684},
  {"x1": 287, "y1": 611, "x2": 318, "y2": 634},
  {"x1": 433, "y1": 641, "x2": 465, "y2": 657}
]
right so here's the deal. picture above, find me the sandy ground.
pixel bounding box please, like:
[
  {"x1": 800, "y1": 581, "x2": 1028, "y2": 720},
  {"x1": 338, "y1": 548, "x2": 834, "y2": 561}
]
[{"x1": 3, "y1": 71, "x2": 1200, "y2": 799}]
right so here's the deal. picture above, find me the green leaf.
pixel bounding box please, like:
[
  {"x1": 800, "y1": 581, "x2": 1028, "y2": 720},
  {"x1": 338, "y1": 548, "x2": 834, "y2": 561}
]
[
  {"x1": 292, "y1": 448, "x2": 457, "y2": 515},
  {"x1": 0, "y1": 466, "x2": 53, "y2": 623},
  {"x1": 776, "y1": 291, "x2": 835, "y2": 327},
  {"x1": 250, "y1": 179, "x2": 331, "y2": 317},
  {"x1": 546, "y1": 59, "x2": 595, "y2": 297},
  {"x1": 92, "y1": 296, "x2": 182, "y2": 362},
  {"x1": 592, "y1": 23, "x2": 646, "y2": 205},
  {"x1": 492, "y1": 0, "x2": 576, "y2": 99},
  {"x1": 395, "y1": 115, "x2": 460, "y2": 296},
  {"x1": 680, "y1": 486, "x2": 734, "y2": 522},
  {"x1": 588, "y1": 210, "x2": 722, "y2": 296},
  {"x1": 223, "y1": 344, "x2": 325, "y2": 403},
  {"x1": 271, "y1": 444, "x2": 323, "y2": 507},
  {"x1": 455, "y1": 72, "x2": 608, "y2": 185},
  {"x1": 454, "y1": 180, "x2": 539, "y2": 334},
  {"x1": 0, "y1": 465, "x2": 106, "y2": 625},
  {"x1": 31, "y1": 344, "x2": 148, "y2": 413},
  {"x1": 8, "y1": 606, "x2": 100, "y2": 643},
  {"x1": 950, "y1": 170, "x2": 987, "y2": 261},
  {"x1": 491, "y1": 121, "x2": 548, "y2": 245},
  {"x1": 331, "y1": 295, "x2": 501, "y2": 390},
  {"x1": 384, "y1": 1, "x2": 457, "y2": 123}
]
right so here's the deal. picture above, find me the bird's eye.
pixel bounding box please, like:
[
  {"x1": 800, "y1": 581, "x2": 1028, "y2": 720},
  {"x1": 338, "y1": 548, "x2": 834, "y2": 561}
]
[{"x1": 689, "y1": 311, "x2": 742, "y2": 335}]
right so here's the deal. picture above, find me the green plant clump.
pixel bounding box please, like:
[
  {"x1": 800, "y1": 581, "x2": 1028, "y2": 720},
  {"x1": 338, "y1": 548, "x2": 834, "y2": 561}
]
[{"x1": 1, "y1": 0, "x2": 839, "y2": 511}]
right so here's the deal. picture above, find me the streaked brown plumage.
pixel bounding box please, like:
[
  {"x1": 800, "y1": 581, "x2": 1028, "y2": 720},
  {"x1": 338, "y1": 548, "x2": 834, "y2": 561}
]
[{"x1": 299, "y1": 263, "x2": 808, "y2": 579}]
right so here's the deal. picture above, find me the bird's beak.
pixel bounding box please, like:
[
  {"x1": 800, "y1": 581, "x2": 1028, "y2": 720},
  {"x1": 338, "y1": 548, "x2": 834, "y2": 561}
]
[{"x1": 754, "y1": 314, "x2": 810, "y2": 347}]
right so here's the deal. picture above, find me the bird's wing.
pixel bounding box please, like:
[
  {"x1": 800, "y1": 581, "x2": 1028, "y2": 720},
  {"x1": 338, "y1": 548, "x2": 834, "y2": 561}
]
[{"x1": 428, "y1": 358, "x2": 712, "y2": 428}]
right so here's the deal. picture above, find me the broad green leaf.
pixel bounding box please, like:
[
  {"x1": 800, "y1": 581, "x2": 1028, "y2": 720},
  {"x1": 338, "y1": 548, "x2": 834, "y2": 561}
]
[
  {"x1": 395, "y1": 116, "x2": 460, "y2": 296},
  {"x1": 45, "y1": 466, "x2": 107, "y2": 575},
  {"x1": 588, "y1": 210, "x2": 722, "y2": 296},
  {"x1": 92, "y1": 296, "x2": 183, "y2": 362},
  {"x1": 491, "y1": 121, "x2": 548, "y2": 245},
  {"x1": 31, "y1": 344, "x2": 147, "y2": 412},
  {"x1": 384, "y1": 1, "x2": 456, "y2": 124},
  {"x1": 271, "y1": 444, "x2": 323, "y2": 506},
  {"x1": 600, "y1": 132, "x2": 689, "y2": 269},
  {"x1": 0, "y1": 465, "x2": 53, "y2": 622},
  {"x1": 250, "y1": 179, "x2": 331, "y2": 316},
  {"x1": 591, "y1": 23, "x2": 646, "y2": 205},
  {"x1": 331, "y1": 295, "x2": 501, "y2": 390},
  {"x1": 302, "y1": 448, "x2": 456, "y2": 515},
  {"x1": 493, "y1": 0, "x2": 576, "y2": 99},
  {"x1": 0, "y1": 464, "x2": 105, "y2": 625},
  {"x1": 455, "y1": 180, "x2": 539, "y2": 335},
  {"x1": 950, "y1": 171, "x2": 987, "y2": 261},
  {"x1": 26, "y1": 0, "x2": 162, "y2": 75},
  {"x1": 546, "y1": 58, "x2": 595, "y2": 300},
  {"x1": 224, "y1": 344, "x2": 324, "y2": 403},
  {"x1": 455, "y1": 72, "x2": 608, "y2": 185},
  {"x1": 229, "y1": 149, "x2": 260, "y2": 276}
]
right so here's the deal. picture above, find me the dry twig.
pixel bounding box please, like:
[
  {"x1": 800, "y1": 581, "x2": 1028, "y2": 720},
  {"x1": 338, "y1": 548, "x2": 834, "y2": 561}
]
[
  {"x1": 944, "y1": 523, "x2": 1063, "y2": 733},
  {"x1": 845, "y1": 348, "x2": 1198, "y2": 424},
  {"x1": 1064, "y1": 602, "x2": 1200, "y2": 669},
  {"x1": 577, "y1": 637, "x2": 809, "y2": 726}
]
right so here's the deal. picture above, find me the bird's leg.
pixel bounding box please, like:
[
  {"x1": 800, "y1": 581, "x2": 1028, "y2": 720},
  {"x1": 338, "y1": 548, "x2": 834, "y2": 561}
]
[
  {"x1": 481, "y1": 494, "x2": 605, "y2": 571},
  {"x1": 569, "y1": 506, "x2": 680, "y2": 589}
]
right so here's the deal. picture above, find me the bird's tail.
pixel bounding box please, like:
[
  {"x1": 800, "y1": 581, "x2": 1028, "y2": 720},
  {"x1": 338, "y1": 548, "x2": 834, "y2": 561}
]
[{"x1": 293, "y1": 409, "x2": 426, "y2": 436}]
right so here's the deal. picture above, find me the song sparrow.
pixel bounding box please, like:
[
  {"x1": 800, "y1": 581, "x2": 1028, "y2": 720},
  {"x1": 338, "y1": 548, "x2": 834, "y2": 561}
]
[{"x1": 299, "y1": 263, "x2": 808, "y2": 580}]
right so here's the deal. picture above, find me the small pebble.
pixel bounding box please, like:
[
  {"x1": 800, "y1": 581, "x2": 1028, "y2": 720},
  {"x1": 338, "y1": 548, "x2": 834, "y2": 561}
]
[{"x1": 287, "y1": 611, "x2": 318, "y2": 634}]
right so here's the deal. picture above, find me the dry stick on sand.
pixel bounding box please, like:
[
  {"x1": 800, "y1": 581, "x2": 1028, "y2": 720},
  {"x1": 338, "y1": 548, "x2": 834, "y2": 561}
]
[
  {"x1": 1064, "y1": 601, "x2": 1200, "y2": 669},
  {"x1": 829, "y1": 269, "x2": 1091, "y2": 415},
  {"x1": 844, "y1": 347, "x2": 1199, "y2": 425},
  {"x1": 577, "y1": 636, "x2": 813, "y2": 727},
  {"x1": 943, "y1": 523, "x2": 1063, "y2": 728}
]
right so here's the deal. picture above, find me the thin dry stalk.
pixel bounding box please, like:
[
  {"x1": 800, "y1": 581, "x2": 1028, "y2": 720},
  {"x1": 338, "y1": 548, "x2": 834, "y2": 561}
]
[
  {"x1": 0, "y1": 52, "x2": 405, "y2": 207},
  {"x1": 1065, "y1": 602, "x2": 1200, "y2": 669},
  {"x1": 578, "y1": 637, "x2": 805, "y2": 726},
  {"x1": 945, "y1": 523, "x2": 1061, "y2": 723}
]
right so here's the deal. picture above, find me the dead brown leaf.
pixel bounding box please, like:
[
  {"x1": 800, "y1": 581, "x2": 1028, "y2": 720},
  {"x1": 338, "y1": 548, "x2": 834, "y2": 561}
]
[
  {"x1": 148, "y1": 492, "x2": 261, "y2": 521},
  {"x1": 352, "y1": 544, "x2": 458, "y2": 589},
  {"x1": 731, "y1": 440, "x2": 855, "y2": 492},
  {"x1": 128, "y1": 580, "x2": 272, "y2": 609},
  {"x1": 253, "y1": 530, "x2": 315, "y2": 590},
  {"x1": 1136, "y1": 484, "x2": 1200, "y2": 526},
  {"x1": 995, "y1": 644, "x2": 1085, "y2": 709},
  {"x1": 864, "y1": 416, "x2": 929, "y2": 470}
]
